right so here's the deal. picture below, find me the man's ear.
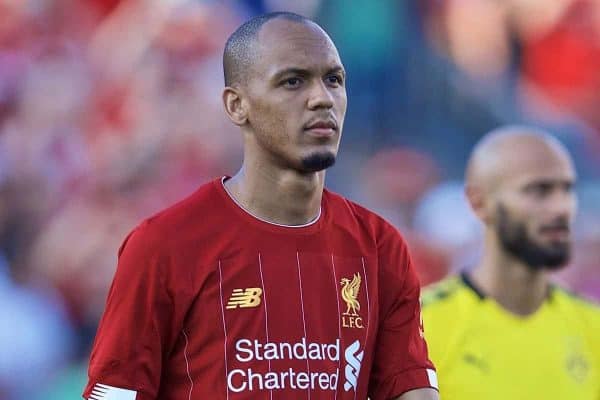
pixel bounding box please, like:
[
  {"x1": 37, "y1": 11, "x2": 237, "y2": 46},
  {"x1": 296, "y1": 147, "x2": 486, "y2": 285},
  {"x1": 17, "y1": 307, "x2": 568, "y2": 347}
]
[
  {"x1": 222, "y1": 86, "x2": 248, "y2": 126},
  {"x1": 465, "y1": 183, "x2": 493, "y2": 225}
]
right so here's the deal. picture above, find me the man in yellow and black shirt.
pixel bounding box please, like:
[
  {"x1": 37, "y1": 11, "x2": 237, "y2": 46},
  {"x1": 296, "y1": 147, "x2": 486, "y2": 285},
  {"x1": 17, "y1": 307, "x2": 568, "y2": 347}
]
[{"x1": 422, "y1": 126, "x2": 600, "y2": 399}]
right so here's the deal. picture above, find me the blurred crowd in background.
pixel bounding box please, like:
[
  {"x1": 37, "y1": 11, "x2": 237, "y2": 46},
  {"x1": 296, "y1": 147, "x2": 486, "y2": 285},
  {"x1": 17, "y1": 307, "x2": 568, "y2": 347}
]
[{"x1": 0, "y1": 0, "x2": 599, "y2": 398}]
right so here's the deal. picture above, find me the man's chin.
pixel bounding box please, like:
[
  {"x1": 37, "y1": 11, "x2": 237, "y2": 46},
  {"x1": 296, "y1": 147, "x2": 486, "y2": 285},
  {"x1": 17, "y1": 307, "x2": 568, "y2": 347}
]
[
  {"x1": 300, "y1": 152, "x2": 336, "y2": 172},
  {"x1": 528, "y1": 244, "x2": 572, "y2": 271}
]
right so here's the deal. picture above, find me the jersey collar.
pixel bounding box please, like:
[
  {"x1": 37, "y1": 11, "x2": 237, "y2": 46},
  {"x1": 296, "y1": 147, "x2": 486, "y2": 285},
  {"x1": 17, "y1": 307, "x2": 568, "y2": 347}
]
[{"x1": 460, "y1": 271, "x2": 556, "y2": 302}]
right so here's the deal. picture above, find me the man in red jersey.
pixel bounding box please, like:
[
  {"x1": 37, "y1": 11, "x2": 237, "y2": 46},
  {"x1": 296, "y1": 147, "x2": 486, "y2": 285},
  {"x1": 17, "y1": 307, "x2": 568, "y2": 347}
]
[{"x1": 83, "y1": 12, "x2": 439, "y2": 400}]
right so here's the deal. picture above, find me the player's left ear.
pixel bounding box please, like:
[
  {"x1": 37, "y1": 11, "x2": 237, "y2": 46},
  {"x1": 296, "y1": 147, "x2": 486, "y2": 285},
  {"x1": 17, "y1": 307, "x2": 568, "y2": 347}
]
[{"x1": 222, "y1": 86, "x2": 248, "y2": 126}]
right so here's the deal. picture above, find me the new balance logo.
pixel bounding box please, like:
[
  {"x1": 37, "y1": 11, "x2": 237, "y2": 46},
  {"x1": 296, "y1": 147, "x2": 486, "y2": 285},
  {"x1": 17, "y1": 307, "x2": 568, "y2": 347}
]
[
  {"x1": 226, "y1": 288, "x2": 263, "y2": 309},
  {"x1": 344, "y1": 340, "x2": 363, "y2": 392}
]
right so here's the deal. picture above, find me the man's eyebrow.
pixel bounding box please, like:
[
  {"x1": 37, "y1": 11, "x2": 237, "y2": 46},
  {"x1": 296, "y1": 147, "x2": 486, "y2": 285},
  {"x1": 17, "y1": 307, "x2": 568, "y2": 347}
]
[
  {"x1": 523, "y1": 177, "x2": 576, "y2": 188},
  {"x1": 270, "y1": 68, "x2": 311, "y2": 81},
  {"x1": 326, "y1": 66, "x2": 345, "y2": 77},
  {"x1": 270, "y1": 65, "x2": 346, "y2": 81}
]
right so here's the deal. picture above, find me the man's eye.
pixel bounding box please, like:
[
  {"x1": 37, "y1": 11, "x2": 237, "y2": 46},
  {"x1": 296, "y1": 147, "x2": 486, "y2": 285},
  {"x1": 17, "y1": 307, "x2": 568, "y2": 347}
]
[
  {"x1": 563, "y1": 182, "x2": 574, "y2": 192},
  {"x1": 326, "y1": 75, "x2": 343, "y2": 85},
  {"x1": 526, "y1": 184, "x2": 552, "y2": 197},
  {"x1": 283, "y1": 78, "x2": 302, "y2": 88}
]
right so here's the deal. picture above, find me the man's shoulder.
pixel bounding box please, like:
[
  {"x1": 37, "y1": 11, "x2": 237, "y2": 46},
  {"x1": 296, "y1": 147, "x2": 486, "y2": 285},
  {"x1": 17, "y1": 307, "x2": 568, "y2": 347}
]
[
  {"x1": 324, "y1": 189, "x2": 400, "y2": 238},
  {"x1": 420, "y1": 276, "x2": 474, "y2": 347},
  {"x1": 325, "y1": 189, "x2": 382, "y2": 217},
  {"x1": 143, "y1": 178, "x2": 224, "y2": 230},
  {"x1": 552, "y1": 285, "x2": 600, "y2": 322},
  {"x1": 123, "y1": 178, "x2": 224, "y2": 248},
  {"x1": 421, "y1": 275, "x2": 472, "y2": 309}
]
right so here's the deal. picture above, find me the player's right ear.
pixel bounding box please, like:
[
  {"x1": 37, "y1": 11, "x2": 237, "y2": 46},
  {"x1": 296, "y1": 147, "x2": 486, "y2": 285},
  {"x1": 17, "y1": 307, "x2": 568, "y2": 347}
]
[
  {"x1": 223, "y1": 87, "x2": 248, "y2": 126},
  {"x1": 465, "y1": 184, "x2": 491, "y2": 224}
]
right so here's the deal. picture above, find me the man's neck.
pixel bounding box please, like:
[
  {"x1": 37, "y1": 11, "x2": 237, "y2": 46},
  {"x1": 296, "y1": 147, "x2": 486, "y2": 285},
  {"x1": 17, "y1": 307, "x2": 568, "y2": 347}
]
[
  {"x1": 471, "y1": 233, "x2": 550, "y2": 316},
  {"x1": 224, "y1": 165, "x2": 325, "y2": 226}
]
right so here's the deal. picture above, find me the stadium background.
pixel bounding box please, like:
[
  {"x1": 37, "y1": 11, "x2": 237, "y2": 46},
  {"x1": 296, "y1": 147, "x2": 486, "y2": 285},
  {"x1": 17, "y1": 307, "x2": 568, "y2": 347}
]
[{"x1": 0, "y1": 0, "x2": 599, "y2": 398}]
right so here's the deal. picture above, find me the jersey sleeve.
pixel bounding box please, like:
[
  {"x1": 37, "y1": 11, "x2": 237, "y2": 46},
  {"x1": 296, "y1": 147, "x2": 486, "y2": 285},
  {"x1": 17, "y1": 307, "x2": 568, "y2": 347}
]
[
  {"x1": 82, "y1": 223, "x2": 179, "y2": 400},
  {"x1": 368, "y1": 225, "x2": 438, "y2": 400}
]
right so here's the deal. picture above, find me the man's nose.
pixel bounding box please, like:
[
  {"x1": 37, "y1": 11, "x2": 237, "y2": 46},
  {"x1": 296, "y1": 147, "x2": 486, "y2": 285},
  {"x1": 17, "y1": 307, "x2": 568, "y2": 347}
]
[
  {"x1": 307, "y1": 80, "x2": 334, "y2": 110},
  {"x1": 547, "y1": 189, "x2": 576, "y2": 219}
]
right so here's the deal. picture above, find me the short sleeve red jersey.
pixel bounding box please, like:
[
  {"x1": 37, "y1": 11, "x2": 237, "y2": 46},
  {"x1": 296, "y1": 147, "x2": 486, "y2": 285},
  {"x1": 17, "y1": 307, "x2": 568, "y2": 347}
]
[{"x1": 83, "y1": 177, "x2": 437, "y2": 400}]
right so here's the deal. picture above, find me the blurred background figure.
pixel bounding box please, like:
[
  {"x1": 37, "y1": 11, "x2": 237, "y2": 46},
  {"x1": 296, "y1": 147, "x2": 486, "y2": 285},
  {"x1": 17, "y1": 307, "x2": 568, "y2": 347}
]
[
  {"x1": 421, "y1": 127, "x2": 600, "y2": 399},
  {"x1": 0, "y1": 0, "x2": 598, "y2": 398}
]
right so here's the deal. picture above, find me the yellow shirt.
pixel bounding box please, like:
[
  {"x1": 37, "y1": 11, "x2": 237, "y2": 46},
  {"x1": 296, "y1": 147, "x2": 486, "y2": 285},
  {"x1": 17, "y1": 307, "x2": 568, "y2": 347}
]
[{"x1": 421, "y1": 274, "x2": 600, "y2": 400}]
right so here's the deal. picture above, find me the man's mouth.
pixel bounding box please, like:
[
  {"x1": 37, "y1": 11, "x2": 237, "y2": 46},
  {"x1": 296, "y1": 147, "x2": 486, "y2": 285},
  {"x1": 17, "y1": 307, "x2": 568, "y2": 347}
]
[
  {"x1": 304, "y1": 119, "x2": 337, "y2": 137},
  {"x1": 540, "y1": 225, "x2": 570, "y2": 240}
]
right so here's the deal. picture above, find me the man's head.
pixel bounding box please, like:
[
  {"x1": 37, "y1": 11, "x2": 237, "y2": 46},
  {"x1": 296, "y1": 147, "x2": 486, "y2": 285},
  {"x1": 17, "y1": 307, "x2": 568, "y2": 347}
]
[
  {"x1": 222, "y1": 12, "x2": 347, "y2": 173},
  {"x1": 465, "y1": 126, "x2": 577, "y2": 270}
]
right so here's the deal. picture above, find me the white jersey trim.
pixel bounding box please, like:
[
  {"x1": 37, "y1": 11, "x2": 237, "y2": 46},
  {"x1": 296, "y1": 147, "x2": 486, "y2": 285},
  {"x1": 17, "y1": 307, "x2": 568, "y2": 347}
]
[
  {"x1": 359, "y1": 258, "x2": 371, "y2": 398},
  {"x1": 89, "y1": 383, "x2": 136, "y2": 400},
  {"x1": 427, "y1": 369, "x2": 439, "y2": 390},
  {"x1": 258, "y1": 252, "x2": 273, "y2": 400},
  {"x1": 220, "y1": 177, "x2": 322, "y2": 228},
  {"x1": 296, "y1": 251, "x2": 312, "y2": 400},
  {"x1": 218, "y1": 260, "x2": 230, "y2": 400},
  {"x1": 182, "y1": 329, "x2": 194, "y2": 400},
  {"x1": 330, "y1": 254, "x2": 341, "y2": 400}
]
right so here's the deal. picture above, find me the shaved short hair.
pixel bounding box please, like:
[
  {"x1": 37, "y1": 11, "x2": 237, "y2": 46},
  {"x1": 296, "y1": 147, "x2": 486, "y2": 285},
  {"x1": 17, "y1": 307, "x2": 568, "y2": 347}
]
[{"x1": 223, "y1": 12, "x2": 311, "y2": 87}]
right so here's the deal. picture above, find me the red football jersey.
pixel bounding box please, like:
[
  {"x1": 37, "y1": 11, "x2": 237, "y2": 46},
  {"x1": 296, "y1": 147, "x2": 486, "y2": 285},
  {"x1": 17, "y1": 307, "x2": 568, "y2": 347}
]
[{"x1": 83, "y1": 177, "x2": 437, "y2": 400}]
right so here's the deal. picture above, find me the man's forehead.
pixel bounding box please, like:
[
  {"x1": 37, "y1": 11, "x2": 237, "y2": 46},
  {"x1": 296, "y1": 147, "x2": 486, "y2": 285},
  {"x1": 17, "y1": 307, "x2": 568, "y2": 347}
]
[
  {"x1": 470, "y1": 130, "x2": 576, "y2": 190},
  {"x1": 523, "y1": 142, "x2": 572, "y2": 170},
  {"x1": 502, "y1": 151, "x2": 576, "y2": 187},
  {"x1": 514, "y1": 169, "x2": 576, "y2": 185},
  {"x1": 258, "y1": 18, "x2": 331, "y2": 45},
  {"x1": 255, "y1": 19, "x2": 341, "y2": 70}
]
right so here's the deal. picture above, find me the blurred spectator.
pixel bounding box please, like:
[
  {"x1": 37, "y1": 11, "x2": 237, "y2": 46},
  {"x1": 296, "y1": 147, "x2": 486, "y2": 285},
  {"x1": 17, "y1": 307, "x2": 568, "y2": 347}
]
[
  {"x1": 358, "y1": 147, "x2": 441, "y2": 228},
  {"x1": 0, "y1": 255, "x2": 75, "y2": 399},
  {"x1": 424, "y1": 0, "x2": 600, "y2": 142},
  {"x1": 520, "y1": 0, "x2": 600, "y2": 132},
  {"x1": 413, "y1": 181, "x2": 483, "y2": 274},
  {"x1": 558, "y1": 182, "x2": 600, "y2": 300},
  {"x1": 28, "y1": 196, "x2": 137, "y2": 329},
  {"x1": 354, "y1": 147, "x2": 445, "y2": 285}
]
